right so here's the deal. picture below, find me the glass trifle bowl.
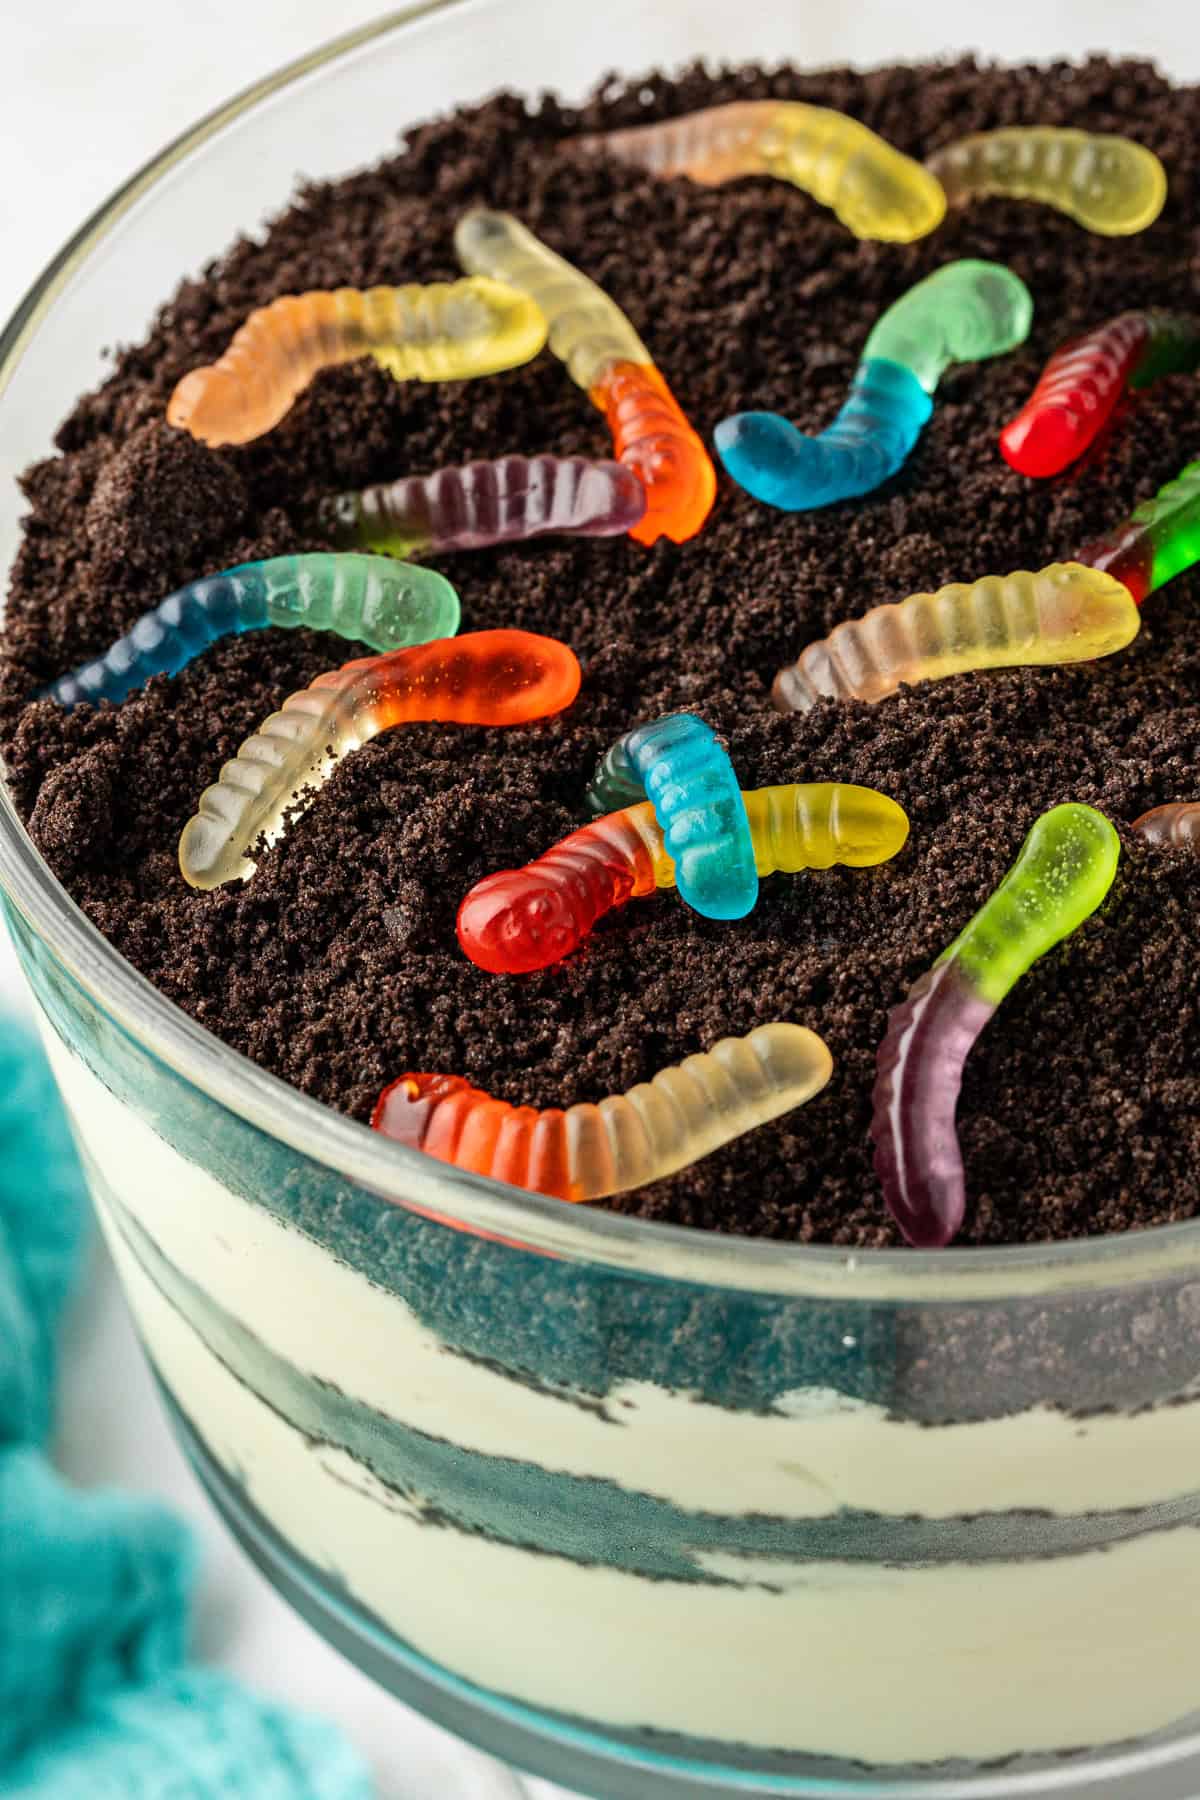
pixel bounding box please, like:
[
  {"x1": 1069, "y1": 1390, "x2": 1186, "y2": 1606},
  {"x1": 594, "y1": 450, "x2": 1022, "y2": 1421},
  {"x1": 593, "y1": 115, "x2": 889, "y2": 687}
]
[{"x1": 4, "y1": 4, "x2": 1200, "y2": 1797}]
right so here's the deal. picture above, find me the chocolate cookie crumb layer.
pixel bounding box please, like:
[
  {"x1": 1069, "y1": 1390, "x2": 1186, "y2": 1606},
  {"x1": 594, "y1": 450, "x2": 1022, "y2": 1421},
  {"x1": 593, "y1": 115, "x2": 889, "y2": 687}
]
[{"x1": 3, "y1": 56, "x2": 1200, "y2": 1248}]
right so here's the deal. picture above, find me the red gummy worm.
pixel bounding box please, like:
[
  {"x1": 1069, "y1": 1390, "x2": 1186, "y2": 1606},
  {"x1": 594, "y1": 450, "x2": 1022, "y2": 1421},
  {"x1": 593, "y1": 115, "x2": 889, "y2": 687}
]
[
  {"x1": 457, "y1": 809, "x2": 662, "y2": 975},
  {"x1": 589, "y1": 361, "x2": 716, "y2": 545},
  {"x1": 366, "y1": 628, "x2": 583, "y2": 730},
  {"x1": 999, "y1": 312, "x2": 1150, "y2": 478}
]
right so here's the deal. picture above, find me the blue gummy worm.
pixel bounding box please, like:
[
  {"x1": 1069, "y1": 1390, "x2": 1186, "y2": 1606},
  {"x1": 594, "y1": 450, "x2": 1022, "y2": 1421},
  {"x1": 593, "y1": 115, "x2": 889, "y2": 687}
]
[
  {"x1": 42, "y1": 567, "x2": 278, "y2": 710},
  {"x1": 713, "y1": 357, "x2": 934, "y2": 512},
  {"x1": 40, "y1": 554, "x2": 459, "y2": 711},
  {"x1": 624, "y1": 712, "x2": 759, "y2": 921}
]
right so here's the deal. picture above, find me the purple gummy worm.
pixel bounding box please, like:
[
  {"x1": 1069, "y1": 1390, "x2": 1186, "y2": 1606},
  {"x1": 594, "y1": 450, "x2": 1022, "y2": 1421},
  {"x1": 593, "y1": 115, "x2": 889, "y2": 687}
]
[
  {"x1": 870, "y1": 804, "x2": 1119, "y2": 1248},
  {"x1": 870, "y1": 961, "x2": 995, "y2": 1248},
  {"x1": 322, "y1": 452, "x2": 646, "y2": 554}
]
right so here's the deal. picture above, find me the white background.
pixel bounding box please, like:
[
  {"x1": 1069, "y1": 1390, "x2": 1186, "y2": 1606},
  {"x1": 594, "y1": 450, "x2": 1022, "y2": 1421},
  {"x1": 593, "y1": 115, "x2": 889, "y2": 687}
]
[{"x1": 1, "y1": 5, "x2": 1199, "y2": 1798}]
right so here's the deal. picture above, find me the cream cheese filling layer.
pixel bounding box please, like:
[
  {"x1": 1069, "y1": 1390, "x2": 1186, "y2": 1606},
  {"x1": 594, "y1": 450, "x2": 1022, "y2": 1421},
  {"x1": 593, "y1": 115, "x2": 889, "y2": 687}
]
[
  {"x1": 45, "y1": 1030, "x2": 1200, "y2": 1520},
  {"x1": 103, "y1": 1211, "x2": 1200, "y2": 1766}
]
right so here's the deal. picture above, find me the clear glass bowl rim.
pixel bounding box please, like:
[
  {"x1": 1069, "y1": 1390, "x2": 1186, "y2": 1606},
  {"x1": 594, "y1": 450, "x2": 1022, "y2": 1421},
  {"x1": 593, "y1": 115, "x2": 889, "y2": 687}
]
[{"x1": 1, "y1": 0, "x2": 1196, "y2": 1304}]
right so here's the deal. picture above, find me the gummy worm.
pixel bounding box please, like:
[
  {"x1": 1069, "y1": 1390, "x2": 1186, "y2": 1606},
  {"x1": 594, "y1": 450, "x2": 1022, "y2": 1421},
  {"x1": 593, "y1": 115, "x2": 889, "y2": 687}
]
[
  {"x1": 454, "y1": 210, "x2": 715, "y2": 544},
  {"x1": 167, "y1": 278, "x2": 548, "y2": 447},
  {"x1": 590, "y1": 361, "x2": 717, "y2": 544},
  {"x1": 585, "y1": 734, "x2": 647, "y2": 815},
  {"x1": 178, "y1": 629, "x2": 581, "y2": 891},
  {"x1": 863, "y1": 261, "x2": 1034, "y2": 390},
  {"x1": 925, "y1": 127, "x2": 1167, "y2": 236},
  {"x1": 871, "y1": 803, "x2": 1120, "y2": 1247},
  {"x1": 585, "y1": 713, "x2": 758, "y2": 921},
  {"x1": 715, "y1": 261, "x2": 1032, "y2": 512},
  {"x1": 319, "y1": 453, "x2": 646, "y2": 557},
  {"x1": 771, "y1": 563, "x2": 1140, "y2": 714},
  {"x1": 42, "y1": 555, "x2": 460, "y2": 710},
  {"x1": 457, "y1": 783, "x2": 910, "y2": 975},
  {"x1": 454, "y1": 211, "x2": 647, "y2": 392},
  {"x1": 715, "y1": 360, "x2": 933, "y2": 514},
  {"x1": 1132, "y1": 802, "x2": 1200, "y2": 849},
  {"x1": 1076, "y1": 458, "x2": 1200, "y2": 606},
  {"x1": 1001, "y1": 312, "x2": 1200, "y2": 478},
  {"x1": 372, "y1": 1022, "x2": 833, "y2": 1202},
  {"x1": 576, "y1": 100, "x2": 946, "y2": 243}
]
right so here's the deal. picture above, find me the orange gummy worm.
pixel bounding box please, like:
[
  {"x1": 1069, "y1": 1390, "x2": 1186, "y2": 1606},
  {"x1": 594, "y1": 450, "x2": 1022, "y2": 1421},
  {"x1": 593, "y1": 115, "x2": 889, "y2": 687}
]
[
  {"x1": 179, "y1": 629, "x2": 581, "y2": 890},
  {"x1": 589, "y1": 360, "x2": 716, "y2": 545},
  {"x1": 372, "y1": 1023, "x2": 832, "y2": 1202},
  {"x1": 167, "y1": 279, "x2": 546, "y2": 447}
]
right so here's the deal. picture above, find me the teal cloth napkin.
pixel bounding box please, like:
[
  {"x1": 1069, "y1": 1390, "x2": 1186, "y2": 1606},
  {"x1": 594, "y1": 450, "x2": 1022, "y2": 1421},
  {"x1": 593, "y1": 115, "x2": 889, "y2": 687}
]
[{"x1": 0, "y1": 1008, "x2": 373, "y2": 1798}]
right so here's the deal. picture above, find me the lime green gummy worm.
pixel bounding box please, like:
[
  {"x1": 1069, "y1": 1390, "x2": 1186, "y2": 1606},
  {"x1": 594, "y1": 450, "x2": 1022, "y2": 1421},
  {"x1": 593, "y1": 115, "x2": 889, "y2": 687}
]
[{"x1": 871, "y1": 803, "x2": 1120, "y2": 1247}]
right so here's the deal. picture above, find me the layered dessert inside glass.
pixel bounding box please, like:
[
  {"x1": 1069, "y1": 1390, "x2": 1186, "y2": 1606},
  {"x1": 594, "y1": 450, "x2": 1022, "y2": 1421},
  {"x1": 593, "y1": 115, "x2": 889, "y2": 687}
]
[{"x1": 4, "y1": 48, "x2": 1200, "y2": 1785}]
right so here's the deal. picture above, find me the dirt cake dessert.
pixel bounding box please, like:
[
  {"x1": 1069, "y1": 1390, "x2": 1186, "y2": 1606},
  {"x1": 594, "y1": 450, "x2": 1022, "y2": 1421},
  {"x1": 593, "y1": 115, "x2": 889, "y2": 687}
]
[
  {"x1": 4, "y1": 55, "x2": 1200, "y2": 1248},
  {"x1": 5, "y1": 49, "x2": 1200, "y2": 1784}
]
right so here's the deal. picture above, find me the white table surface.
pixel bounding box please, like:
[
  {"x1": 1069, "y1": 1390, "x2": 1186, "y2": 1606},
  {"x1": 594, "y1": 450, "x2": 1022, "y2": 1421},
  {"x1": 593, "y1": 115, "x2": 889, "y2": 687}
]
[{"x1": 2, "y1": 6, "x2": 1199, "y2": 1798}]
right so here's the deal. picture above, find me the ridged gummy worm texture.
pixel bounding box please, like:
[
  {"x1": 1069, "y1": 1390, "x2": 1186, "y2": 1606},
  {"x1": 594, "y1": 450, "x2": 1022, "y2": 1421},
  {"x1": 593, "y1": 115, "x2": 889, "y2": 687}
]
[
  {"x1": 618, "y1": 713, "x2": 758, "y2": 920},
  {"x1": 371, "y1": 1022, "x2": 833, "y2": 1201},
  {"x1": 1001, "y1": 312, "x2": 1151, "y2": 477},
  {"x1": 43, "y1": 555, "x2": 460, "y2": 709},
  {"x1": 321, "y1": 454, "x2": 646, "y2": 556},
  {"x1": 167, "y1": 278, "x2": 547, "y2": 446},
  {"x1": 925, "y1": 127, "x2": 1167, "y2": 235},
  {"x1": 577, "y1": 100, "x2": 946, "y2": 242},
  {"x1": 772, "y1": 563, "x2": 1140, "y2": 713},
  {"x1": 1001, "y1": 312, "x2": 1200, "y2": 478},
  {"x1": 591, "y1": 361, "x2": 716, "y2": 542},
  {"x1": 454, "y1": 210, "x2": 650, "y2": 394},
  {"x1": 178, "y1": 630, "x2": 581, "y2": 891}
]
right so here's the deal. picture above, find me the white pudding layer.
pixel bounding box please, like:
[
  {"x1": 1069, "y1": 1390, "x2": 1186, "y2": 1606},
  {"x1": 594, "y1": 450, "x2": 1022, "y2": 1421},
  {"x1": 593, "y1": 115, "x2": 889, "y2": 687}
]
[{"x1": 44, "y1": 1027, "x2": 1200, "y2": 1767}]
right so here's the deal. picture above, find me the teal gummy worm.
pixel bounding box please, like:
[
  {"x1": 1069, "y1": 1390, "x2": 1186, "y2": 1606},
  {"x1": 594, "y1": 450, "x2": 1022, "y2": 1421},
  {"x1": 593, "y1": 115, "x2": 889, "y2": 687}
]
[
  {"x1": 714, "y1": 260, "x2": 1033, "y2": 512},
  {"x1": 591, "y1": 713, "x2": 758, "y2": 920},
  {"x1": 713, "y1": 359, "x2": 932, "y2": 511},
  {"x1": 42, "y1": 554, "x2": 461, "y2": 710}
]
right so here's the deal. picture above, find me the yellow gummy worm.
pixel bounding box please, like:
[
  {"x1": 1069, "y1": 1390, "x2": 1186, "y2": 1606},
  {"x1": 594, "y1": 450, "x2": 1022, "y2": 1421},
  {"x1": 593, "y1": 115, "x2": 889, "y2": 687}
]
[
  {"x1": 577, "y1": 100, "x2": 946, "y2": 242},
  {"x1": 772, "y1": 563, "x2": 1140, "y2": 713},
  {"x1": 454, "y1": 209, "x2": 650, "y2": 392},
  {"x1": 925, "y1": 127, "x2": 1167, "y2": 236},
  {"x1": 168, "y1": 278, "x2": 547, "y2": 446},
  {"x1": 590, "y1": 781, "x2": 910, "y2": 889},
  {"x1": 713, "y1": 782, "x2": 907, "y2": 880}
]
